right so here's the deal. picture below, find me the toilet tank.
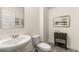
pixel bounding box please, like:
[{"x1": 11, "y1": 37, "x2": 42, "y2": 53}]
[{"x1": 32, "y1": 35, "x2": 41, "y2": 45}]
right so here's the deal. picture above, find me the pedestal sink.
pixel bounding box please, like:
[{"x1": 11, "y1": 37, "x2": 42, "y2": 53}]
[{"x1": 0, "y1": 35, "x2": 31, "y2": 52}]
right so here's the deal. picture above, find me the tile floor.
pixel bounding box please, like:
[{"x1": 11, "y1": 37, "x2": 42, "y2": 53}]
[
  {"x1": 47, "y1": 42, "x2": 78, "y2": 52},
  {"x1": 51, "y1": 46, "x2": 77, "y2": 52}
]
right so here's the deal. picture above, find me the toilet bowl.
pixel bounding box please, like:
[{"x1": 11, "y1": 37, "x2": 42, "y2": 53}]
[
  {"x1": 32, "y1": 35, "x2": 51, "y2": 52},
  {"x1": 37, "y1": 43, "x2": 51, "y2": 52}
]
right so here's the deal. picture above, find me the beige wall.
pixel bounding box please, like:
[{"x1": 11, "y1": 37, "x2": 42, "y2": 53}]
[
  {"x1": 49, "y1": 7, "x2": 79, "y2": 51},
  {"x1": 24, "y1": 7, "x2": 49, "y2": 42},
  {"x1": 0, "y1": 7, "x2": 40, "y2": 39},
  {"x1": 40, "y1": 7, "x2": 49, "y2": 42},
  {"x1": 24, "y1": 7, "x2": 40, "y2": 36},
  {"x1": 1, "y1": 7, "x2": 24, "y2": 18},
  {"x1": 0, "y1": 7, "x2": 25, "y2": 39}
]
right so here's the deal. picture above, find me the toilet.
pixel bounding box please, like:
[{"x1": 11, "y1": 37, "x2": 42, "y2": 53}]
[{"x1": 32, "y1": 35, "x2": 51, "y2": 52}]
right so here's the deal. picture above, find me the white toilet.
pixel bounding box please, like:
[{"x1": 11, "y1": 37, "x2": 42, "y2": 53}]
[{"x1": 32, "y1": 35, "x2": 51, "y2": 52}]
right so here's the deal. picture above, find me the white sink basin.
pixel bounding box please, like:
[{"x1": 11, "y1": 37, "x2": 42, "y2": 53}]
[{"x1": 0, "y1": 35, "x2": 31, "y2": 52}]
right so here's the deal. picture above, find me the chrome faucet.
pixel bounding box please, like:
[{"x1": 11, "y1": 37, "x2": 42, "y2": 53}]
[{"x1": 12, "y1": 35, "x2": 18, "y2": 38}]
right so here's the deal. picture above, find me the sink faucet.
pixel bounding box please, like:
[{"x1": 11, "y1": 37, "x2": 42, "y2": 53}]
[{"x1": 12, "y1": 35, "x2": 18, "y2": 38}]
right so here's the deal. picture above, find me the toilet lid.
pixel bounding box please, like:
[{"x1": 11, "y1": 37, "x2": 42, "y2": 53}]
[{"x1": 37, "y1": 43, "x2": 51, "y2": 51}]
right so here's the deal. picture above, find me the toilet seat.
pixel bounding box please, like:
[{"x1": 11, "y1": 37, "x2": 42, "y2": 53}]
[{"x1": 37, "y1": 43, "x2": 51, "y2": 51}]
